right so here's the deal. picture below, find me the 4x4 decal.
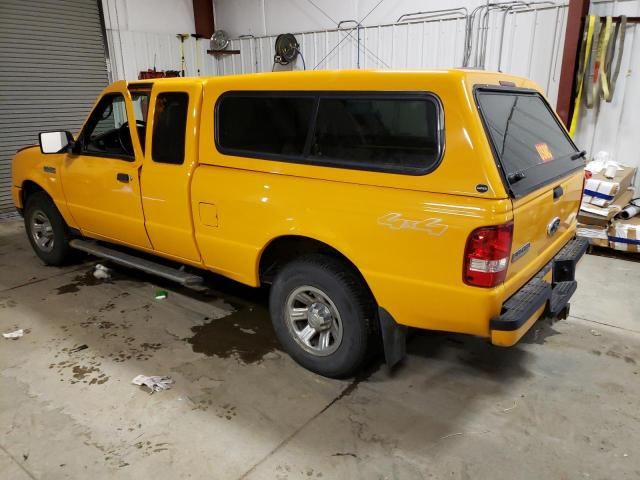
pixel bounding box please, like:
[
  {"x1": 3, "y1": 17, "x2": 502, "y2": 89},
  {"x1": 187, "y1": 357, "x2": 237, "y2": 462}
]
[{"x1": 378, "y1": 213, "x2": 448, "y2": 236}]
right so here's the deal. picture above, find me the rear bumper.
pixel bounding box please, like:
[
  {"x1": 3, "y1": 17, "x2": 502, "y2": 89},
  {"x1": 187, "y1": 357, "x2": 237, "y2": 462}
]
[{"x1": 490, "y1": 237, "x2": 588, "y2": 346}]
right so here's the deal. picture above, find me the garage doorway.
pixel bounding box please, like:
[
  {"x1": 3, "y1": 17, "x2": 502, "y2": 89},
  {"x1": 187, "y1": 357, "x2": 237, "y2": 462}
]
[{"x1": 0, "y1": 0, "x2": 109, "y2": 214}]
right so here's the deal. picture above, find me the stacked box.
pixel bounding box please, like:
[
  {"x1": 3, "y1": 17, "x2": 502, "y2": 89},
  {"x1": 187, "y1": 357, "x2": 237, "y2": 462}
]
[
  {"x1": 582, "y1": 165, "x2": 636, "y2": 207},
  {"x1": 576, "y1": 165, "x2": 637, "y2": 248},
  {"x1": 609, "y1": 217, "x2": 640, "y2": 252},
  {"x1": 576, "y1": 224, "x2": 609, "y2": 248}
]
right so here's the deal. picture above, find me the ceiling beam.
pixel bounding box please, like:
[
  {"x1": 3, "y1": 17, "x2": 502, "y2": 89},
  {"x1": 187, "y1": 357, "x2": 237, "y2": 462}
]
[{"x1": 193, "y1": 0, "x2": 215, "y2": 38}]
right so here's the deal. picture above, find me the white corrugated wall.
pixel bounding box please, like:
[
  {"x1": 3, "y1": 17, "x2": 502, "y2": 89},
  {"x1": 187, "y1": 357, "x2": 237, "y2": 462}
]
[
  {"x1": 572, "y1": 0, "x2": 640, "y2": 187},
  {"x1": 103, "y1": 1, "x2": 569, "y2": 105}
]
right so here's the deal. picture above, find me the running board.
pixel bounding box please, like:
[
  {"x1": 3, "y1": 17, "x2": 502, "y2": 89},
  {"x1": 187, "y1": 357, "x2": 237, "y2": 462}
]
[{"x1": 69, "y1": 239, "x2": 205, "y2": 290}]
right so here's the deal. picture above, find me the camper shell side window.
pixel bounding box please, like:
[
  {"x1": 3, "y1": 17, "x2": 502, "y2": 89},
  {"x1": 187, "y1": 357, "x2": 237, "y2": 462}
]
[{"x1": 215, "y1": 91, "x2": 444, "y2": 176}]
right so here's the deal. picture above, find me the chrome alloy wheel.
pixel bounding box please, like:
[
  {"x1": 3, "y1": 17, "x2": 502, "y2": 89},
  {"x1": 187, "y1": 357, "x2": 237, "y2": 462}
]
[
  {"x1": 30, "y1": 209, "x2": 55, "y2": 253},
  {"x1": 285, "y1": 285, "x2": 343, "y2": 356}
]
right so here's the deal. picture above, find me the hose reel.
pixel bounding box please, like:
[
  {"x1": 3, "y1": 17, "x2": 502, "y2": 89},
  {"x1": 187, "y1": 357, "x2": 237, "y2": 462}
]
[{"x1": 273, "y1": 33, "x2": 300, "y2": 67}]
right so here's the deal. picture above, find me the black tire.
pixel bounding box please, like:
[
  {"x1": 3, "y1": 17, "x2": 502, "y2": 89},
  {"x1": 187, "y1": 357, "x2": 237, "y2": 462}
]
[
  {"x1": 269, "y1": 254, "x2": 375, "y2": 378},
  {"x1": 24, "y1": 191, "x2": 75, "y2": 266}
]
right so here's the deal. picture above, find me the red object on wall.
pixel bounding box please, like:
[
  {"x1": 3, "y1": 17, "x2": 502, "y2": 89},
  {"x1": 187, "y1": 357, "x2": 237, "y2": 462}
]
[{"x1": 138, "y1": 69, "x2": 180, "y2": 80}]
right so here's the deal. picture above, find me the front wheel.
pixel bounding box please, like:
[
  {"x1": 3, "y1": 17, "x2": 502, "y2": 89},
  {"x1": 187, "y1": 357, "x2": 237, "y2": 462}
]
[
  {"x1": 269, "y1": 255, "x2": 375, "y2": 378},
  {"x1": 24, "y1": 191, "x2": 75, "y2": 266}
]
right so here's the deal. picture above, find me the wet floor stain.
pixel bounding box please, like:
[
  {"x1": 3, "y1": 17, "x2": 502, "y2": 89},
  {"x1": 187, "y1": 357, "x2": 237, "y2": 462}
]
[
  {"x1": 191, "y1": 398, "x2": 214, "y2": 411},
  {"x1": 72, "y1": 364, "x2": 101, "y2": 381},
  {"x1": 107, "y1": 341, "x2": 163, "y2": 362},
  {"x1": 133, "y1": 441, "x2": 169, "y2": 455},
  {"x1": 56, "y1": 283, "x2": 81, "y2": 295},
  {"x1": 56, "y1": 270, "x2": 109, "y2": 295},
  {"x1": 0, "y1": 297, "x2": 17, "y2": 308},
  {"x1": 80, "y1": 313, "x2": 132, "y2": 333},
  {"x1": 275, "y1": 464, "x2": 324, "y2": 479},
  {"x1": 605, "y1": 347, "x2": 638, "y2": 365},
  {"x1": 216, "y1": 403, "x2": 237, "y2": 420},
  {"x1": 187, "y1": 304, "x2": 279, "y2": 364},
  {"x1": 51, "y1": 263, "x2": 280, "y2": 365},
  {"x1": 520, "y1": 319, "x2": 560, "y2": 345},
  {"x1": 50, "y1": 356, "x2": 109, "y2": 385}
]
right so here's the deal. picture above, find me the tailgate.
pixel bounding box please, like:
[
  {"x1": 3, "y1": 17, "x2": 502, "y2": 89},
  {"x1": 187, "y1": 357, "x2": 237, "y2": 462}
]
[
  {"x1": 474, "y1": 86, "x2": 584, "y2": 283},
  {"x1": 509, "y1": 170, "x2": 583, "y2": 280}
]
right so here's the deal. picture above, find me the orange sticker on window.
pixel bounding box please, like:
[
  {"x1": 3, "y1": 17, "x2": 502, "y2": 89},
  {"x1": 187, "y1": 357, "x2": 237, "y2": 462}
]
[{"x1": 535, "y1": 142, "x2": 554, "y2": 162}]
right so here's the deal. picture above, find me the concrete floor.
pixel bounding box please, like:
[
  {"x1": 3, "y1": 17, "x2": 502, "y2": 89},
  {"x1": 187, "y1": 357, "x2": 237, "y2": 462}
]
[{"x1": 1, "y1": 218, "x2": 639, "y2": 480}]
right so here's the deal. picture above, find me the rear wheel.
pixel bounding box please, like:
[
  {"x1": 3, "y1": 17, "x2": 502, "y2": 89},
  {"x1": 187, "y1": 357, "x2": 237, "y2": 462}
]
[
  {"x1": 24, "y1": 191, "x2": 75, "y2": 266},
  {"x1": 269, "y1": 255, "x2": 375, "y2": 378}
]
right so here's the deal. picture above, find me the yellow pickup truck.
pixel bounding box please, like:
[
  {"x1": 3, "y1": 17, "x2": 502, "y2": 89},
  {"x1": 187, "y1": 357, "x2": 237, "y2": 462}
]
[{"x1": 11, "y1": 70, "x2": 588, "y2": 378}]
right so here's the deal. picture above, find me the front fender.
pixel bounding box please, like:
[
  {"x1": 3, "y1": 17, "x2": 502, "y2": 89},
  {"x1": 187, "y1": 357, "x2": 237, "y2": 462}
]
[{"x1": 12, "y1": 146, "x2": 78, "y2": 229}]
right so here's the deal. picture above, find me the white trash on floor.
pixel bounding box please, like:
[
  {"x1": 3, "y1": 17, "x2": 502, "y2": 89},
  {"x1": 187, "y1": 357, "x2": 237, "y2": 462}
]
[
  {"x1": 3, "y1": 328, "x2": 25, "y2": 339},
  {"x1": 131, "y1": 375, "x2": 175, "y2": 393},
  {"x1": 93, "y1": 264, "x2": 111, "y2": 280}
]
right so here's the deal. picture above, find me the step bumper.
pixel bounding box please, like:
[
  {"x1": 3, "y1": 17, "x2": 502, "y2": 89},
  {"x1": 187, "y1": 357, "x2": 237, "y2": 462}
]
[{"x1": 490, "y1": 237, "x2": 588, "y2": 346}]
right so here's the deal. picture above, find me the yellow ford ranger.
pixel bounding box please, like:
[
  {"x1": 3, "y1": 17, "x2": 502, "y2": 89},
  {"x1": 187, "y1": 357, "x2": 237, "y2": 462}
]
[{"x1": 11, "y1": 70, "x2": 588, "y2": 378}]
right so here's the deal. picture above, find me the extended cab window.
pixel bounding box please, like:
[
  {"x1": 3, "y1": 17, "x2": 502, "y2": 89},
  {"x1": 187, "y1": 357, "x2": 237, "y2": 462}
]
[
  {"x1": 152, "y1": 92, "x2": 189, "y2": 165},
  {"x1": 80, "y1": 93, "x2": 134, "y2": 159},
  {"x1": 311, "y1": 96, "x2": 440, "y2": 173},
  {"x1": 476, "y1": 89, "x2": 580, "y2": 197},
  {"x1": 217, "y1": 95, "x2": 314, "y2": 156},
  {"x1": 131, "y1": 91, "x2": 150, "y2": 152}
]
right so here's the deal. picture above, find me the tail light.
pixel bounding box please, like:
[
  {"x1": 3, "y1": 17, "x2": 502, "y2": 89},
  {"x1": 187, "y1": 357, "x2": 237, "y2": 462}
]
[{"x1": 463, "y1": 221, "x2": 514, "y2": 288}]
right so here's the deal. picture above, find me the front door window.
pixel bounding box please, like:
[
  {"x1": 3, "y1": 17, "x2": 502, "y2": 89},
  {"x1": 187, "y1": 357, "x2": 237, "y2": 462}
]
[{"x1": 79, "y1": 94, "x2": 134, "y2": 159}]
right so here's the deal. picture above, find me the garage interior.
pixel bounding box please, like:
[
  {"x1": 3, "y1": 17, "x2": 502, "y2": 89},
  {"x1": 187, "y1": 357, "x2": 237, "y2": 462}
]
[{"x1": 1, "y1": 1, "x2": 640, "y2": 479}]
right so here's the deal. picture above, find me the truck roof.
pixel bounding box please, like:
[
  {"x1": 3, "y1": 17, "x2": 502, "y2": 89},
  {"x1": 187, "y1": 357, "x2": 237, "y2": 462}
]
[{"x1": 125, "y1": 68, "x2": 530, "y2": 89}]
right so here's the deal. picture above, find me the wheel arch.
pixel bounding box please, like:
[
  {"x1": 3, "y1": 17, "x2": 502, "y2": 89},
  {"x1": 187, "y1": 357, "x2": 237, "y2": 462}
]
[
  {"x1": 21, "y1": 180, "x2": 48, "y2": 207},
  {"x1": 259, "y1": 235, "x2": 408, "y2": 370},
  {"x1": 258, "y1": 235, "x2": 376, "y2": 301},
  {"x1": 21, "y1": 179, "x2": 79, "y2": 232}
]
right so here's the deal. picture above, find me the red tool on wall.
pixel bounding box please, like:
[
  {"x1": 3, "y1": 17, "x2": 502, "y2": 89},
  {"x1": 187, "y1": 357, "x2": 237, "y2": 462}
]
[{"x1": 138, "y1": 53, "x2": 180, "y2": 80}]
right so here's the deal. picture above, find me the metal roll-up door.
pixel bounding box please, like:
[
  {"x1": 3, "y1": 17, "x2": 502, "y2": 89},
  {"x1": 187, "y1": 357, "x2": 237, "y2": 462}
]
[{"x1": 0, "y1": 0, "x2": 109, "y2": 214}]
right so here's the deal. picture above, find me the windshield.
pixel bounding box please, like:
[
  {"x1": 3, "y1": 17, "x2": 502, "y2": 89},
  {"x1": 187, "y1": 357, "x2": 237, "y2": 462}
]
[{"x1": 476, "y1": 89, "x2": 580, "y2": 196}]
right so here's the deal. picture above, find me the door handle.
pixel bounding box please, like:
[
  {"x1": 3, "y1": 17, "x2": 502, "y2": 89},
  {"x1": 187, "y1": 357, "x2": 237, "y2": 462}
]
[
  {"x1": 553, "y1": 186, "x2": 564, "y2": 200},
  {"x1": 116, "y1": 173, "x2": 130, "y2": 183}
]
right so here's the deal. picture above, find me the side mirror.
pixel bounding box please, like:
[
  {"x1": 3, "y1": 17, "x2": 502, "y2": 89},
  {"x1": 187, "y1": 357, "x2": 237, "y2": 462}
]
[{"x1": 39, "y1": 131, "x2": 74, "y2": 154}]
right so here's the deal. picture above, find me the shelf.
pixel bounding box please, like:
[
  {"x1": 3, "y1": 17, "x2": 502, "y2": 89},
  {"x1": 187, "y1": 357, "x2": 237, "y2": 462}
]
[
  {"x1": 599, "y1": 16, "x2": 640, "y2": 24},
  {"x1": 207, "y1": 49, "x2": 241, "y2": 56}
]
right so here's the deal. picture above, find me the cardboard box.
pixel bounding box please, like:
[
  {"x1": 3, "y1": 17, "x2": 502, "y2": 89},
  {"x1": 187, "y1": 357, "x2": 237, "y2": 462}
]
[
  {"x1": 590, "y1": 238, "x2": 611, "y2": 248},
  {"x1": 577, "y1": 223, "x2": 610, "y2": 247},
  {"x1": 583, "y1": 165, "x2": 636, "y2": 207},
  {"x1": 578, "y1": 189, "x2": 634, "y2": 227},
  {"x1": 609, "y1": 217, "x2": 640, "y2": 253}
]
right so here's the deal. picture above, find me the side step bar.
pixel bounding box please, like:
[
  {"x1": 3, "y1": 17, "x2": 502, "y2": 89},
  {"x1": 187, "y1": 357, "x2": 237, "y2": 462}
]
[{"x1": 70, "y1": 239, "x2": 205, "y2": 290}]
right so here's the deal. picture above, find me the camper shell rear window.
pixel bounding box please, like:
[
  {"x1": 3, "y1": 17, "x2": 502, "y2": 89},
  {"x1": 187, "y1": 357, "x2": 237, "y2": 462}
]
[{"x1": 474, "y1": 86, "x2": 582, "y2": 197}]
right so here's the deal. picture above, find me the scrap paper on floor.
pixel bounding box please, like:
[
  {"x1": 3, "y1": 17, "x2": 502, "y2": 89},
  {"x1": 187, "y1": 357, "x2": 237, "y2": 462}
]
[
  {"x1": 2, "y1": 328, "x2": 25, "y2": 339},
  {"x1": 131, "y1": 374, "x2": 175, "y2": 393}
]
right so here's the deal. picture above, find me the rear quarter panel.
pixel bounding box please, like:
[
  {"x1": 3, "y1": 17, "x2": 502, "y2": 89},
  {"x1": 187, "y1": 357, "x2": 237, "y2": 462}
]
[{"x1": 191, "y1": 165, "x2": 513, "y2": 336}]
